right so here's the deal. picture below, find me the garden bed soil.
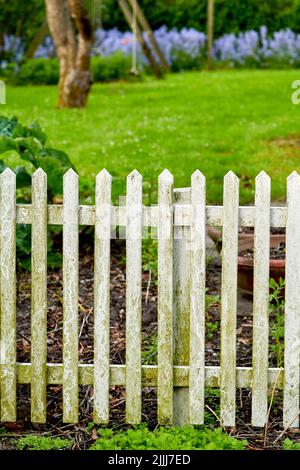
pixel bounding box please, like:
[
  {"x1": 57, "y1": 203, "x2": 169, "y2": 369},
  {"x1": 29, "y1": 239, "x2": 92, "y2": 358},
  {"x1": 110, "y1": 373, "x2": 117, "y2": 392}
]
[{"x1": 0, "y1": 240, "x2": 298, "y2": 450}]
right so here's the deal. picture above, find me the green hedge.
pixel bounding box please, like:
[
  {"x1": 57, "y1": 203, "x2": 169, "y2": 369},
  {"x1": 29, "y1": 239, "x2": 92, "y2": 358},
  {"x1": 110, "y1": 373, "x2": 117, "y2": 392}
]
[{"x1": 4, "y1": 53, "x2": 134, "y2": 86}]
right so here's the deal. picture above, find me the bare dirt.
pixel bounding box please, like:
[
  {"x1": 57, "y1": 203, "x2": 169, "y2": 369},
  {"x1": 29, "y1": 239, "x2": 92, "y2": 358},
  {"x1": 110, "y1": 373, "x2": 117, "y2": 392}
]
[{"x1": 0, "y1": 237, "x2": 299, "y2": 450}]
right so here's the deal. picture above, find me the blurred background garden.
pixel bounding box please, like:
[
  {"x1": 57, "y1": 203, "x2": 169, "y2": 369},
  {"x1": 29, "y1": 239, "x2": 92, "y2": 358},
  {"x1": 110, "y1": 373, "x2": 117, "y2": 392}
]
[{"x1": 1, "y1": 0, "x2": 300, "y2": 204}]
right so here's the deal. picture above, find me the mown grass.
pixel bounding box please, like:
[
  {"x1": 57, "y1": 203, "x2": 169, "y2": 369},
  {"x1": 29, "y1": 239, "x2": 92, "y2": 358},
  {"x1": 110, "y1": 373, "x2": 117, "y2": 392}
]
[{"x1": 3, "y1": 69, "x2": 300, "y2": 203}]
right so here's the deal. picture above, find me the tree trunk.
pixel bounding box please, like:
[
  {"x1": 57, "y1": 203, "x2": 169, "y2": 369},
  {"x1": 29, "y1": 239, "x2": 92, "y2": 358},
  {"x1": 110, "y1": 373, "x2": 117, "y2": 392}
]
[
  {"x1": 207, "y1": 0, "x2": 214, "y2": 70},
  {"x1": 25, "y1": 18, "x2": 49, "y2": 59},
  {"x1": 45, "y1": 0, "x2": 93, "y2": 108}
]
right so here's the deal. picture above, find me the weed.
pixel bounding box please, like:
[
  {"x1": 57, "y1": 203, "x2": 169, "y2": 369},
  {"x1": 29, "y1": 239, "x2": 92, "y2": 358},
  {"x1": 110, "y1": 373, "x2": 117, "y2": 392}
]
[
  {"x1": 269, "y1": 277, "x2": 285, "y2": 368},
  {"x1": 142, "y1": 334, "x2": 158, "y2": 365},
  {"x1": 16, "y1": 435, "x2": 71, "y2": 451},
  {"x1": 89, "y1": 425, "x2": 247, "y2": 450},
  {"x1": 206, "y1": 321, "x2": 218, "y2": 339},
  {"x1": 283, "y1": 438, "x2": 300, "y2": 450}
]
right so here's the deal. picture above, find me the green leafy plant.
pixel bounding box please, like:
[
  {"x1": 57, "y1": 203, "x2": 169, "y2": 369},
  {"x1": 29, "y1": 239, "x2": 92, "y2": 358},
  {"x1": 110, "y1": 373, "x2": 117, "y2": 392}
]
[
  {"x1": 0, "y1": 115, "x2": 74, "y2": 269},
  {"x1": 16, "y1": 435, "x2": 71, "y2": 451},
  {"x1": 206, "y1": 321, "x2": 218, "y2": 340},
  {"x1": 0, "y1": 115, "x2": 74, "y2": 199},
  {"x1": 89, "y1": 425, "x2": 247, "y2": 450},
  {"x1": 204, "y1": 388, "x2": 221, "y2": 425},
  {"x1": 142, "y1": 334, "x2": 158, "y2": 365},
  {"x1": 269, "y1": 277, "x2": 285, "y2": 368},
  {"x1": 283, "y1": 438, "x2": 300, "y2": 450}
]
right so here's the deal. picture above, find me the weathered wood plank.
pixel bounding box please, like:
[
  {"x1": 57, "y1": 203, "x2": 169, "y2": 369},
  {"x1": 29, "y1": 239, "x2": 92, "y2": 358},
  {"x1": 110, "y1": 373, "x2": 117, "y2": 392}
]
[
  {"x1": 63, "y1": 169, "x2": 79, "y2": 423},
  {"x1": 251, "y1": 171, "x2": 270, "y2": 427},
  {"x1": 0, "y1": 169, "x2": 17, "y2": 422},
  {"x1": 125, "y1": 170, "x2": 143, "y2": 424},
  {"x1": 15, "y1": 203, "x2": 287, "y2": 229},
  {"x1": 94, "y1": 170, "x2": 112, "y2": 424},
  {"x1": 173, "y1": 189, "x2": 191, "y2": 426},
  {"x1": 283, "y1": 171, "x2": 300, "y2": 428},
  {"x1": 189, "y1": 171, "x2": 206, "y2": 425},
  {"x1": 31, "y1": 169, "x2": 48, "y2": 423},
  {"x1": 16, "y1": 363, "x2": 285, "y2": 390},
  {"x1": 157, "y1": 170, "x2": 174, "y2": 425},
  {"x1": 220, "y1": 171, "x2": 239, "y2": 427}
]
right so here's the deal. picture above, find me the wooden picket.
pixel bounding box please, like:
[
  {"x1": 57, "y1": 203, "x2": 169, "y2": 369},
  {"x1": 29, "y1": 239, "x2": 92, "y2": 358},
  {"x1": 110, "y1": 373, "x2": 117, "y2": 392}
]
[
  {"x1": 63, "y1": 169, "x2": 79, "y2": 423},
  {"x1": 173, "y1": 187, "x2": 191, "y2": 426},
  {"x1": 283, "y1": 172, "x2": 300, "y2": 428},
  {"x1": 157, "y1": 170, "x2": 174, "y2": 425},
  {"x1": 220, "y1": 172, "x2": 239, "y2": 427},
  {"x1": 251, "y1": 171, "x2": 270, "y2": 427},
  {"x1": 93, "y1": 169, "x2": 112, "y2": 424},
  {"x1": 0, "y1": 169, "x2": 17, "y2": 422},
  {"x1": 31, "y1": 169, "x2": 48, "y2": 423},
  {"x1": 0, "y1": 167, "x2": 299, "y2": 429},
  {"x1": 125, "y1": 170, "x2": 143, "y2": 424},
  {"x1": 189, "y1": 171, "x2": 206, "y2": 425}
]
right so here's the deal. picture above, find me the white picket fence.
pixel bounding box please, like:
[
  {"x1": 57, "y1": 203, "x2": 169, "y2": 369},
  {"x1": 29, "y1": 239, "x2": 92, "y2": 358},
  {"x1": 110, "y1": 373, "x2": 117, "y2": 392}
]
[{"x1": 0, "y1": 167, "x2": 299, "y2": 428}]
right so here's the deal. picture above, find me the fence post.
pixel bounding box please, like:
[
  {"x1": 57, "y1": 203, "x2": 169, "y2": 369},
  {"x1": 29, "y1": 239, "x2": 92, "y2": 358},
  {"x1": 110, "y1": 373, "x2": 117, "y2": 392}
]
[
  {"x1": 157, "y1": 170, "x2": 174, "y2": 425},
  {"x1": 63, "y1": 169, "x2": 79, "y2": 423},
  {"x1": 173, "y1": 187, "x2": 191, "y2": 425},
  {"x1": 0, "y1": 169, "x2": 17, "y2": 422},
  {"x1": 31, "y1": 168, "x2": 48, "y2": 423},
  {"x1": 220, "y1": 171, "x2": 239, "y2": 427},
  {"x1": 189, "y1": 171, "x2": 206, "y2": 425},
  {"x1": 283, "y1": 171, "x2": 300, "y2": 428},
  {"x1": 94, "y1": 170, "x2": 112, "y2": 424},
  {"x1": 251, "y1": 171, "x2": 270, "y2": 427},
  {"x1": 126, "y1": 170, "x2": 143, "y2": 424}
]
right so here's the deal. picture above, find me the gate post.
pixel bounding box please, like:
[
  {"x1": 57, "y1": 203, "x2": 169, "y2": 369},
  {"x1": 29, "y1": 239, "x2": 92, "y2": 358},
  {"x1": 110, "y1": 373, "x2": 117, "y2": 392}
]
[{"x1": 173, "y1": 188, "x2": 191, "y2": 425}]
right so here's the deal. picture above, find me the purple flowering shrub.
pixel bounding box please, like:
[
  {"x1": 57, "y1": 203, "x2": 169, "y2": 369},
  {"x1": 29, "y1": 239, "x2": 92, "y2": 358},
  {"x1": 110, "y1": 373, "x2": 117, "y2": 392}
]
[
  {"x1": 2, "y1": 25, "x2": 300, "y2": 83},
  {"x1": 34, "y1": 25, "x2": 300, "y2": 70},
  {"x1": 214, "y1": 26, "x2": 300, "y2": 68}
]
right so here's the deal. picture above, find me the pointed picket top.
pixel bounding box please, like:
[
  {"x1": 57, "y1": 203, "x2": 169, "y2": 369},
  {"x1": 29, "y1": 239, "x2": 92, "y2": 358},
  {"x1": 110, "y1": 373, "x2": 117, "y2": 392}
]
[
  {"x1": 96, "y1": 168, "x2": 112, "y2": 184},
  {"x1": 287, "y1": 170, "x2": 300, "y2": 182},
  {"x1": 32, "y1": 168, "x2": 47, "y2": 181},
  {"x1": 255, "y1": 171, "x2": 270, "y2": 193},
  {"x1": 191, "y1": 169, "x2": 205, "y2": 186},
  {"x1": 255, "y1": 170, "x2": 270, "y2": 183},
  {"x1": 0, "y1": 167, "x2": 16, "y2": 180},
  {"x1": 63, "y1": 168, "x2": 78, "y2": 182},
  {"x1": 287, "y1": 171, "x2": 300, "y2": 202},
  {"x1": 33, "y1": 167, "x2": 47, "y2": 177},
  {"x1": 224, "y1": 170, "x2": 239, "y2": 183},
  {"x1": 127, "y1": 169, "x2": 142, "y2": 183},
  {"x1": 159, "y1": 169, "x2": 173, "y2": 183}
]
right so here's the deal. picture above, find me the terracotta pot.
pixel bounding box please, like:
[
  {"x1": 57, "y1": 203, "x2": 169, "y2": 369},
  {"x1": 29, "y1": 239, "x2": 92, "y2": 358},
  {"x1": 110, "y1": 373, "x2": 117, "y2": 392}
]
[
  {"x1": 207, "y1": 227, "x2": 285, "y2": 296},
  {"x1": 237, "y1": 235, "x2": 285, "y2": 296},
  {"x1": 207, "y1": 227, "x2": 253, "y2": 253}
]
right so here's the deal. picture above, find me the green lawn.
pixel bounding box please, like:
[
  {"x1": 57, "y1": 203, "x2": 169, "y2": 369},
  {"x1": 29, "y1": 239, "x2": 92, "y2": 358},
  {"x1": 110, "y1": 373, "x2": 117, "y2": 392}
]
[{"x1": 3, "y1": 69, "x2": 300, "y2": 203}]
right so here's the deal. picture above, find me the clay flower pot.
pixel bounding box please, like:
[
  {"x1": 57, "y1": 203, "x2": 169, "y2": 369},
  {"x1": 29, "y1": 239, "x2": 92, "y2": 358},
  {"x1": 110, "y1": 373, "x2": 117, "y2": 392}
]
[
  {"x1": 237, "y1": 235, "x2": 285, "y2": 296},
  {"x1": 208, "y1": 226, "x2": 254, "y2": 252},
  {"x1": 207, "y1": 228, "x2": 285, "y2": 296}
]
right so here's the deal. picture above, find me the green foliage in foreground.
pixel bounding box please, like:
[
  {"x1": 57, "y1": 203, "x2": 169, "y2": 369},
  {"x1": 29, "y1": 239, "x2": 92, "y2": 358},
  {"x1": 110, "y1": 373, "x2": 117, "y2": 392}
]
[
  {"x1": 283, "y1": 438, "x2": 300, "y2": 450},
  {"x1": 0, "y1": 115, "x2": 74, "y2": 269},
  {"x1": 0, "y1": 115, "x2": 73, "y2": 198},
  {"x1": 89, "y1": 426, "x2": 247, "y2": 451},
  {"x1": 16, "y1": 435, "x2": 71, "y2": 451}
]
